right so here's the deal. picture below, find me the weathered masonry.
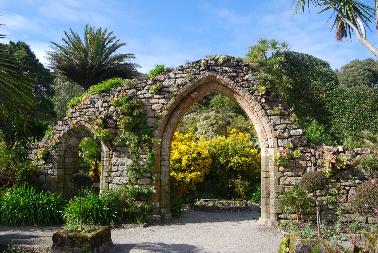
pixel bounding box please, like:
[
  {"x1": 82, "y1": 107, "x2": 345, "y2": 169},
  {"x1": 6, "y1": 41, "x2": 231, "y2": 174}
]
[{"x1": 31, "y1": 55, "x2": 316, "y2": 224}]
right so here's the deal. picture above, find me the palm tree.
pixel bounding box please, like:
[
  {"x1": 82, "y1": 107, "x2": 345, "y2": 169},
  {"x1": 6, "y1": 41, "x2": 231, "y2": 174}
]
[
  {"x1": 0, "y1": 26, "x2": 33, "y2": 109},
  {"x1": 48, "y1": 25, "x2": 139, "y2": 90},
  {"x1": 292, "y1": 0, "x2": 378, "y2": 56}
]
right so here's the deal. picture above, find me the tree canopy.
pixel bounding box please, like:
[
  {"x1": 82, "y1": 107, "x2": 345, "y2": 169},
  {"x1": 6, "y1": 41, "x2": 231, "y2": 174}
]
[
  {"x1": 0, "y1": 41, "x2": 55, "y2": 144},
  {"x1": 292, "y1": 0, "x2": 378, "y2": 56},
  {"x1": 336, "y1": 58, "x2": 378, "y2": 88},
  {"x1": 49, "y1": 25, "x2": 140, "y2": 90}
]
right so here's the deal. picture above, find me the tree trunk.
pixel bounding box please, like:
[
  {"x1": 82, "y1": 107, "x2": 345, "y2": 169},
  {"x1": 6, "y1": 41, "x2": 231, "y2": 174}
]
[{"x1": 315, "y1": 193, "x2": 321, "y2": 237}]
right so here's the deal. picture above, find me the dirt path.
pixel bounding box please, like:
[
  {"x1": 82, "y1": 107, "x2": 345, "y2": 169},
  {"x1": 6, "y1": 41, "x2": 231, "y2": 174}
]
[{"x1": 0, "y1": 210, "x2": 283, "y2": 253}]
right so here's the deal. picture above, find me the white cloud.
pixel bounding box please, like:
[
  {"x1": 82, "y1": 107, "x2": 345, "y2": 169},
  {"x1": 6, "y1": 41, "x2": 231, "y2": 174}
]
[
  {"x1": 38, "y1": 0, "x2": 113, "y2": 27},
  {"x1": 28, "y1": 41, "x2": 50, "y2": 67}
]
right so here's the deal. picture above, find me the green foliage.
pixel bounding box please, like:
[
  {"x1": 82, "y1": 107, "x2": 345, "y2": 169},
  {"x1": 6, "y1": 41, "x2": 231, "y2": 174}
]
[
  {"x1": 245, "y1": 39, "x2": 291, "y2": 99},
  {"x1": 0, "y1": 143, "x2": 37, "y2": 188},
  {"x1": 66, "y1": 78, "x2": 127, "y2": 109},
  {"x1": 350, "y1": 179, "x2": 378, "y2": 217},
  {"x1": 178, "y1": 94, "x2": 255, "y2": 140},
  {"x1": 0, "y1": 185, "x2": 65, "y2": 225},
  {"x1": 64, "y1": 187, "x2": 149, "y2": 226},
  {"x1": 327, "y1": 87, "x2": 378, "y2": 142},
  {"x1": 52, "y1": 76, "x2": 85, "y2": 120},
  {"x1": 250, "y1": 186, "x2": 261, "y2": 204},
  {"x1": 299, "y1": 171, "x2": 328, "y2": 194},
  {"x1": 149, "y1": 82, "x2": 162, "y2": 94},
  {"x1": 355, "y1": 154, "x2": 378, "y2": 176},
  {"x1": 49, "y1": 25, "x2": 139, "y2": 90},
  {"x1": 229, "y1": 176, "x2": 250, "y2": 200},
  {"x1": 336, "y1": 58, "x2": 378, "y2": 88},
  {"x1": 245, "y1": 39, "x2": 378, "y2": 145},
  {"x1": 78, "y1": 137, "x2": 102, "y2": 182},
  {"x1": 304, "y1": 120, "x2": 328, "y2": 144},
  {"x1": 170, "y1": 128, "x2": 260, "y2": 201},
  {"x1": 148, "y1": 64, "x2": 166, "y2": 78},
  {"x1": 0, "y1": 41, "x2": 55, "y2": 144},
  {"x1": 279, "y1": 187, "x2": 313, "y2": 221},
  {"x1": 170, "y1": 190, "x2": 185, "y2": 217}
]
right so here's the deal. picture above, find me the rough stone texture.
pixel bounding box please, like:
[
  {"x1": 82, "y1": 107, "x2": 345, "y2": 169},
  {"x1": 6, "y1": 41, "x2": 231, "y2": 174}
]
[
  {"x1": 30, "y1": 55, "x2": 317, "y2": 224},
  {"x1": 313, "y1": 145, "x2": 377, "y2": 223},
  {"x1": 51, "y1": 226, "x2": 112, "y2": 253}
]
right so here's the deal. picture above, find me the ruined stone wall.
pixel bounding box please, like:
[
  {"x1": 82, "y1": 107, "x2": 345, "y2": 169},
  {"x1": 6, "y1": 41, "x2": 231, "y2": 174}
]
[
  {"x1": 314, "y1": 146, "x2": 376, "y2": 223},
  {"x1": 31, "y1": 55, "x2": 316, "y2": 223}
]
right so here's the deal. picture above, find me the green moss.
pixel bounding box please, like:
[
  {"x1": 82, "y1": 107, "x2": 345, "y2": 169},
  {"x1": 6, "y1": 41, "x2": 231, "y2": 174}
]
[
  {"x1": 148, "y1": 64, "x2": 166, "y2": 78},
  {"x1": 66, "y1": 78, "x2": 128, "y2": 109},
  {"x1": 149, "y1": 82, "x2": 162, "y2": 94}
]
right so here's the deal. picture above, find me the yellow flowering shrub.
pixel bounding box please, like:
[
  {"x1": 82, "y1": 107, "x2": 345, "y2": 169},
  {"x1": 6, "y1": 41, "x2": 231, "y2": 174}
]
[
  {"x1": 170, "y1": 128, "x2": 261, "y2": 196},
  {"x1": 170, "y1": 131, "x2": 212, "y2": 193},
  {"x1": 208, "y1": 128, "x2": 260, "y2": 176}
]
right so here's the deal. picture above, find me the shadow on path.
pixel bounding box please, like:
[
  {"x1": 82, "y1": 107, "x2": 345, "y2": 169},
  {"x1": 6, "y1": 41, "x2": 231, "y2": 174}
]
[
  {"x1": 112, "y1": 242, "x2": 201, "y2": 253},
  {"x1": 168, "y1": 209, "x2": 260, "y2": 225}
]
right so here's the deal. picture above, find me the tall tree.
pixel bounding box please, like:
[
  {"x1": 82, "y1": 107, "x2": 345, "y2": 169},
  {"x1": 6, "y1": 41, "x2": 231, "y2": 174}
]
[
  {"x1": 0, "y1": 28, "x2": 33, "y2": 110},
  {"x1": 52, "y1": 76, "x2": 84, "y2": 120},
  {"x1": 336, "y1": 58, "x2": 378, "y2": 88},
  {"x1": 0, "y1": 41, "x2": 55, "y2": 144},
  {"x1": 292, "y1": 0, "x2": 378, "y2": 56},
  {"x1": 49, "y1": 25, "x2": 139, "y2": 90}
]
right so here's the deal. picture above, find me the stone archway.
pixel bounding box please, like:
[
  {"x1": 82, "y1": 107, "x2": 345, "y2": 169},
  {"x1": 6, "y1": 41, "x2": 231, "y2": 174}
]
[
  {"x1": 31, "y1": 55, "x2": 314, "y2": 224},
  {"x1": 54, "y1": 122, "x2": 110, "y2": 195},
  {"x1": 158, "y1": 75, "x2": 276, "y2": 221}
]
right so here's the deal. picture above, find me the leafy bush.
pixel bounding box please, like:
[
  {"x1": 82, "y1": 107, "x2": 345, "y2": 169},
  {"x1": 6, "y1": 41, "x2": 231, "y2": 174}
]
[
  {"x1": 355, "y1": 154, "x2": 378, "y2": 176},
  {"x1": 299, "y1": 171, "x2": 328, "y2": 194},
  {"x1": 170, "y1": 128, "x2": 260, "y2": 200},
  {"x1": 148, "y1": 64, "x2": 166, "y2": 78},
  {"x1": 66, "y1": 78, "x2": 127, "y2": 108},
  {"x1": 245, "y1": 40, "x2": 378, "y2": 145},
  {"x1": 207, "y1": 129, "x2": 260, "y2": 177},
  {"x1": 229, "y1": 176, "x2": 250, "y2": 200},
  {"x1": 303, "y1": 120, "x2": 328, "y2": 144},
  {"x1": 170, "y1": 131, "x2": 212, "y2": 194},
  {"x1": 0, "y1": 143, "x2": 37, "y2": 188},
  {"x1": 64, "y1": 186, "x2": 149, "y2": 226},
  {"x1": 350, "y1": 179, "x2": 378, "y2": 217},
  {"x1": 0, "y1": 185, "x2": 65, "y2": 225},
  {"x1": 250, "y1": 185, "x2": 261, "y2": 204},
  {"x1": 279, "y1": 187, "x2": 313, "y2": 221}
]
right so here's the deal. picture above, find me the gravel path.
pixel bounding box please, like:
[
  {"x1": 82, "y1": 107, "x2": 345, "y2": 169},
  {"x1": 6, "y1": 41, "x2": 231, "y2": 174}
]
[{"x1": 0, "y1": 210, "x2": 283, "y2": 253}]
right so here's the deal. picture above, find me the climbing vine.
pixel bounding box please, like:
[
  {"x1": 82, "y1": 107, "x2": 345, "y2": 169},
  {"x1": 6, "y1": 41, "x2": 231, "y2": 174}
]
[{"x1": 111, "y1": 95, "x2": 154, "y2": 196}]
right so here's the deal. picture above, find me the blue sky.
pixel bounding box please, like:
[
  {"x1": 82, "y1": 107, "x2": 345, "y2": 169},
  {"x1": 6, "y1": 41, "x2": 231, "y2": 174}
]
[{"x1": 1, "y1": 0, "x2": 376, "y2": 73}]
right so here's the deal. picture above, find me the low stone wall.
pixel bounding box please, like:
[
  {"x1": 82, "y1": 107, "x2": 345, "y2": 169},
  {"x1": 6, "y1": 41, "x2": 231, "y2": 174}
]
[{"x1": 278, "y1": 145, "x2": 377, "y2": 224}]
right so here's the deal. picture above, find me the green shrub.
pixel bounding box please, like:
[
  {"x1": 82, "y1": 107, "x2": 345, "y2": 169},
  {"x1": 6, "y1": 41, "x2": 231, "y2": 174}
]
[
  {"x1": 304, "y1": 120, "x2": 328, "y2": 144},
  {"x1": 250, "y1": 185, "x2": 261, "y2": 204},
  {"x1": 350, "y1": 179, "x2": 378, "y2": 217},
  {"x1": 170, "y1": 191, "x2": 185, "y2": 217},
  {"x1": 0, "y1": 185, "x2": 65, "y2": 225},
  {"x1": 229, "y1": 176, "x2": 250, "y2": 200},
  {"x1": 279, "y1": 187, "x2": 313, "y2": 221},
  {"x1": 299, "y1": 171, "x2": 328, "y2": 194},
  {"x1": 64, "y1": 187, "x2": 149, "y2": 226},
  {"x1": 148, "y1": 64, "x2": 166, "y2": 78},
  {"x1": 245, "y1": 40, "x2": 378, "y2": 145},
  {"x1": 0, "y1": 143, "x2": 37, "y2": 188},
  {"x1": 355, "y1": 154, "x2": 378, "y2": 176}
]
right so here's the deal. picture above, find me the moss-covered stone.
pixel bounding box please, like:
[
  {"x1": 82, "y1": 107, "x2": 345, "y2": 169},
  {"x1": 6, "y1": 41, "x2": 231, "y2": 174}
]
[{"x1": 52, "y1": 226, "x2": 112, "y2": 253}]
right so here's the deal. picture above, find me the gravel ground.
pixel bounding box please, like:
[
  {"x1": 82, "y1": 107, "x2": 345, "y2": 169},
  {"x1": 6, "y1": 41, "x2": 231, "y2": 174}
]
[{"x1": 0, "y1": 210, "x2": 283, "y2": 253}]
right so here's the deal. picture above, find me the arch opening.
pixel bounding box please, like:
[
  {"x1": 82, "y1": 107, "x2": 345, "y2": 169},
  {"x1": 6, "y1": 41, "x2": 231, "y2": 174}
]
[
  {"x1": 56, "y1": 124, "x2": 110, "y2": 196},
  {"x1": 158, "y1": 78, "x2": 278, "y2": 223}
]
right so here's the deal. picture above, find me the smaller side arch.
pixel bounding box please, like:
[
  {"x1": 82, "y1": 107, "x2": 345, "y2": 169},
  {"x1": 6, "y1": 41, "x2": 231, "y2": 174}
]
[{"x1": 54, "y1": 122, "x2": 111, "y2": 195}]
